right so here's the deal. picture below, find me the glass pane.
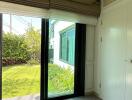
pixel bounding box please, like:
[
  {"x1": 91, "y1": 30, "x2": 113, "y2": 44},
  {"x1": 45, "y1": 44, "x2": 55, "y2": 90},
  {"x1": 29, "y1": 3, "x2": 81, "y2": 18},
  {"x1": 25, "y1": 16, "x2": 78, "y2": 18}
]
[
  {"x1": 68, "y1": 28, "x2": 75, "y2": 65},
  {"x1": 2, "y1": 14, "x2": 41, "y2": 100},
  {"x1": 48, "y1": 20, "x2": 75, "y2": 97},
  {"x1": 60, "y1": 32, "x2": 67, "y2": 61}
]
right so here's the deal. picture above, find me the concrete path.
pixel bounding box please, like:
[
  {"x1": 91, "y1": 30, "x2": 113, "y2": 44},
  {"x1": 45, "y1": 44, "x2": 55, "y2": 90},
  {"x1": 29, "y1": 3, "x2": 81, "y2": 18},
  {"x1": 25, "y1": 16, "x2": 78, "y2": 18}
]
[{"x1": 2, "y1": 94, "x2": 40, "y2": 100}]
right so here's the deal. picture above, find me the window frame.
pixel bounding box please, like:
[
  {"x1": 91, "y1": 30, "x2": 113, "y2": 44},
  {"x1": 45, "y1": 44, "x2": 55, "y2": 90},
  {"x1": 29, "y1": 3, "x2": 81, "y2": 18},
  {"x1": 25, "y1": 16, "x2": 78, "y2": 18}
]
[
  {"x1": 0, "y1": 15, "x2": 86, "y2": 100},
  {"x1": 46, "y1": 22, "x2": 86, "y2": 99},
  {"x1": 59, "y1": 25, "x2": 75, "y2": 65},
  {"x1": 0, "y1": 13, "x2": 2, "y2": 100}
]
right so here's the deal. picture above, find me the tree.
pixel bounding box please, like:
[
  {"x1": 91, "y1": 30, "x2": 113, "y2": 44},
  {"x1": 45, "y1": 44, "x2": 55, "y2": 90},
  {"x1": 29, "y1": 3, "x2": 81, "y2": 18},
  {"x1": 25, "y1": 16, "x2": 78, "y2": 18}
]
[{"x1": 24, "y1": 26, "x2": 41, "y2": 62}]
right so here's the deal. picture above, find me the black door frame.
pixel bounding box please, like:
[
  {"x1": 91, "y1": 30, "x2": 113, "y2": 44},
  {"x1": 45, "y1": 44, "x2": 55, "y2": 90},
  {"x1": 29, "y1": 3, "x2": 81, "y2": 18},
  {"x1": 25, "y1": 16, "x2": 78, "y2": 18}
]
[
  {"x1": 0, "y1": 13, "x2": 2, "y2": 100},
  {"x1": 41, "y1": 19, "x2": 49, "y2": 100},
  {"x1": 0, "y1": 16, "x2": 86, "y2": 100},
  {"x1": 41, "y1": 19, "x2": 86, "y2": 100},
  {"x1": 74, "y1": 23, "x2": 86, "y2": 97}
]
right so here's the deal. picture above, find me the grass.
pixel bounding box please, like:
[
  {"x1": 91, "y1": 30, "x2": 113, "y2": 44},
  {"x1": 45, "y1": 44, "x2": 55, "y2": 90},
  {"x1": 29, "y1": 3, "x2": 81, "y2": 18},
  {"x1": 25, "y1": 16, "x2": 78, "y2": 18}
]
[{"x1": 2, "y1": 64, "x2": 74, "y2": 98}]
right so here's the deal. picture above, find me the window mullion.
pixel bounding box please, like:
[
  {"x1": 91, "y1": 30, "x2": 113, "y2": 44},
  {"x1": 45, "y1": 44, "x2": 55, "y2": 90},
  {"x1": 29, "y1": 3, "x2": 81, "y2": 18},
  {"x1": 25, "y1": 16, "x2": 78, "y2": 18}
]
[{"x1": 0, "y1": 13, "x2": 2, "y2": 100}]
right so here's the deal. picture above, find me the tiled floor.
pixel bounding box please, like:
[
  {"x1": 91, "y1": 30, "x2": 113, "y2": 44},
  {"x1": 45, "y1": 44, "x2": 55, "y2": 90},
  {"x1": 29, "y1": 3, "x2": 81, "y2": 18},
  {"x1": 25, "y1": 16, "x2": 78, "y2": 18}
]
[
  {"x1": 3, "y1": 95, "x2": 101, "y2": 100},
  {"x1": 2, "y1": 94, "x2": 40, "y2": 100},
  {"x1": 66, "y1": 95, "x2": 101, "y2": 100}
]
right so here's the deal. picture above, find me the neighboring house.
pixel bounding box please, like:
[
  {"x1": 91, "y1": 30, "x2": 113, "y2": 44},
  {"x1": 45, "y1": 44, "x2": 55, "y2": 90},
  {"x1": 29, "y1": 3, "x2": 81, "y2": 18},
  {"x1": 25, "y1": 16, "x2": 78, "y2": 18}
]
[{"x1": 49, "y1": 20, "x2": 75, "y2": 69}]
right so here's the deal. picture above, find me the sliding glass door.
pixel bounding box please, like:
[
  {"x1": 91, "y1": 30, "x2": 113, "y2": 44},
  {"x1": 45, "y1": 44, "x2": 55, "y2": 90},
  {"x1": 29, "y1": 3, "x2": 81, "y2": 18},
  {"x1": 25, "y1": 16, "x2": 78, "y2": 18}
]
[
  {"x1": 48, "y1": 20, "x2": 75, "y2": 98},
  {"x1": 0, "y1": 13, "x2": 86, "y2": 100}
]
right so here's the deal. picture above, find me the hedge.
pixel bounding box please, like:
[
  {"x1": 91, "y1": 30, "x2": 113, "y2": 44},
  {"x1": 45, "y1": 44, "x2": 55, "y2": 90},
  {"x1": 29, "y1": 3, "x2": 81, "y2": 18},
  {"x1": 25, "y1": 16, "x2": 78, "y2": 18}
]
[{"x1": 2, "y1": 33, "x2": 30, "y2": 66}]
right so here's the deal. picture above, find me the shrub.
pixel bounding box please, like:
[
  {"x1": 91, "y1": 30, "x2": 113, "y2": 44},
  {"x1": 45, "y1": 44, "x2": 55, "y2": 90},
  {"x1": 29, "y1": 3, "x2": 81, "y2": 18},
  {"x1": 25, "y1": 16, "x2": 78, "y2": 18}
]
[
  {"x1": 2, "y1": 27, "x2": 41, "y2": 66},
  {"x1": 2, "y1": 58, "x2": 26, "y2": 66},
  {"x1": 48, "y1": 64, "x2": 74, "y2": 93},
  {"x1": 27, "y1": 59, "x2": 39, "y2": 65},
  {"x1": 2, "y1": 33, "x2": 30, "y2": 66}
]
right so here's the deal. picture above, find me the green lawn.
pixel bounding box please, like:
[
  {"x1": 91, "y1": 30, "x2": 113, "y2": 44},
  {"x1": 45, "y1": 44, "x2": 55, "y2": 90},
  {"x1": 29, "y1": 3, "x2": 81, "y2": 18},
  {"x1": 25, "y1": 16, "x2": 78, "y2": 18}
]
[{"x1": 2, "y1": 64, "x2": 74, "y2": 98}]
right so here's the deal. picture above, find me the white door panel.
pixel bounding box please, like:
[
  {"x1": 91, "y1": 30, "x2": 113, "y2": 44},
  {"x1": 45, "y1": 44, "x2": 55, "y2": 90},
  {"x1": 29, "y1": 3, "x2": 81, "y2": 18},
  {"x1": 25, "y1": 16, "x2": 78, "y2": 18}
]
[
  {"x1": 101, "y1": 2, "x2": 126, "y2": 100},
  {"x1": 126, "y1": 0, "x2": 132, "y2": 100}
]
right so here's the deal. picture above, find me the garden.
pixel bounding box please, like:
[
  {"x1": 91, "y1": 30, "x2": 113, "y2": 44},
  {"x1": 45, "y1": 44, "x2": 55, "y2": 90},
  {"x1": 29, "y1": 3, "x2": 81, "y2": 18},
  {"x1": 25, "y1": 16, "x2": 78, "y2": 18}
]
[{"x1": 2, "y1": 27, "x2": 74, "y2": 98}]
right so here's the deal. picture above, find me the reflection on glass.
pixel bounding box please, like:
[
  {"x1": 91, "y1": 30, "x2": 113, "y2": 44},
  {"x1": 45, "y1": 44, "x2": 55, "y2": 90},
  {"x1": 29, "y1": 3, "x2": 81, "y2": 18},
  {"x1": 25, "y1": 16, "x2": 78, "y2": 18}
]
[{"x1": 48, "y1": 20, "x2": 75, "y2": 97}]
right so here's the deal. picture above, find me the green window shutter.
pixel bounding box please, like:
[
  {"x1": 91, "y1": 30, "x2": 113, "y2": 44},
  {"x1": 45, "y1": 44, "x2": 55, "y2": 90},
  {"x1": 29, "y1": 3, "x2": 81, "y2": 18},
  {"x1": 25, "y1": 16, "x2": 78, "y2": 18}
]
[
  {"x1": 60, "y1": 26, "x2": 75, "y2": 65},
  {"x1": 60, "y1": 32, "x2": 68, "y2": 61},
  {"x1": 68, "y1": 28, "x2": 75, "y2": 65}
]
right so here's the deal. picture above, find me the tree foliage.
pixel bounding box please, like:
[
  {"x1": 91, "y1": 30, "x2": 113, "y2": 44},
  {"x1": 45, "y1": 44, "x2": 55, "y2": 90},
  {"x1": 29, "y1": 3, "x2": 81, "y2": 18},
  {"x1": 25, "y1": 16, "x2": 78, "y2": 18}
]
[
  {"x1": 24, "y1": 26, "x2": 41, "y2": 62},
  {"x1": 2, "y1": 26, "x2": 41, "y2": 66},
  {"x1": 2, "y1": 32, "x2": 30, "y2": 65}
]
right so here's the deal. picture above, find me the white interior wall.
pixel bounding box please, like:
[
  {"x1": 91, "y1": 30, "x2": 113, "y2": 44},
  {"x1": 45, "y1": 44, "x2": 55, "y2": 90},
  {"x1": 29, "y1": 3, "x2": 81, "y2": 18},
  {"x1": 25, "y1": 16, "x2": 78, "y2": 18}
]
[
  {"x1": 95, "y1": 0, "x2": 126, "y2": 99},
  {"x1": 85, "y1": 25, "x2": 95, "y2": 93},
  {"x1": 94, "y1": 0, "x2": 132, "y2": 100},
  {"x1": 94, "y1": 18, "x2": 102, "y2": 97}
]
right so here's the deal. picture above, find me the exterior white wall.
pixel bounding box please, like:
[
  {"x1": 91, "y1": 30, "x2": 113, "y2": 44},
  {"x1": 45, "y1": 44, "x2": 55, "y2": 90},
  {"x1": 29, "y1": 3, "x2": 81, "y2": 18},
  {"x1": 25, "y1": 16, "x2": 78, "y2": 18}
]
[{"x1": 53, "y1": 21, "x2": 74, "y2": 68}]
